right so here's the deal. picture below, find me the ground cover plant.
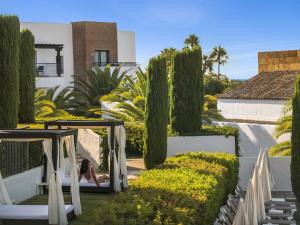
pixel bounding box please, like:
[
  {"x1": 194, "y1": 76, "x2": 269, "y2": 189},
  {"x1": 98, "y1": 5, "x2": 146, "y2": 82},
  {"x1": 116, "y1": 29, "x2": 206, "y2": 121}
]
[{"x1": 24, "y1": 152, "x2": 238, "y2": 225}]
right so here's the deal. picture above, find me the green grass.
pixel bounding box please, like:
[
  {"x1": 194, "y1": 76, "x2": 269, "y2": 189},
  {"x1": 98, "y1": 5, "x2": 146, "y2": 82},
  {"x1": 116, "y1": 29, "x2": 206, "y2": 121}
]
[{"x1": 23, "y1": 193, "x2": 115, "y2": 225}]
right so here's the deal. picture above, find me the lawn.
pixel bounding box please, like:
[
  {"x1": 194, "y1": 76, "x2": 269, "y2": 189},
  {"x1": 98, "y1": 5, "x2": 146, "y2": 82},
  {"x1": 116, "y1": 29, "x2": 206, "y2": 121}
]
[{"x1": 23, "y1": 193, "x2": 115, "y2": 225}]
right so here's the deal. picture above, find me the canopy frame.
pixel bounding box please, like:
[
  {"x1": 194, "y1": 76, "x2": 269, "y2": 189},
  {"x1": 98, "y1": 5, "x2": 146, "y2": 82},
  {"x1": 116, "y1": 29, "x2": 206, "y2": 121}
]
[{"x1": 44, "y1": 119, "x2": 125, "y2": 193}]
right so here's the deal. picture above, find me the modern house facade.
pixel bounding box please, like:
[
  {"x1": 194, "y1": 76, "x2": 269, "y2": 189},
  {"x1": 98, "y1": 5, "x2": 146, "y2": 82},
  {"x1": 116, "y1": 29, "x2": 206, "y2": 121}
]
[
  {"x1": 218, "y1": 50, "x2": 300, "y2": 123},
  {"x1": 20, "y1": 21, "x2": 137, "y2": 91}
]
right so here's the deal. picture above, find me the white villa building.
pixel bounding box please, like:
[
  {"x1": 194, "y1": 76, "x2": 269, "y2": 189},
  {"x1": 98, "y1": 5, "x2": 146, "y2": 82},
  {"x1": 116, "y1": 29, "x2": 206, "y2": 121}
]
[
  {"x1": 20, "y1": 21, "x2": 137, "y2": 91},
  {"x1": 218, "y1": 50, "x2": 300, "y2": 123}
]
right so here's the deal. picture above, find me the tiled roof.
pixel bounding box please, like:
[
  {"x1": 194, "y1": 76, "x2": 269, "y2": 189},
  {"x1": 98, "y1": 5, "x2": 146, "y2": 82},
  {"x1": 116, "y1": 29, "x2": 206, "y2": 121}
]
[{"x1": 218, "y1": 71, "x2": 300, "y2": 100}]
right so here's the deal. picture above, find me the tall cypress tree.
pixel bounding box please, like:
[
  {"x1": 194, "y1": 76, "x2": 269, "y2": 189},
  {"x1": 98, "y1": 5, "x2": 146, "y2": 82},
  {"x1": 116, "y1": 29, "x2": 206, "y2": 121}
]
[
  {"x1": 144, "y1": 56, "x2": 168, "y2": 169},
  {"x1": 170, "y1": 46, "x2": 203, "y2": 135},
  {"x1": 291, "y1": 75, "x2": 300, "y2": 223},
  {"x1": 0, "y1": 15, "x2": 20, "y2": 128},
  {"x1": 19, "y1": 29, "x2": 35, "y2": 122}
]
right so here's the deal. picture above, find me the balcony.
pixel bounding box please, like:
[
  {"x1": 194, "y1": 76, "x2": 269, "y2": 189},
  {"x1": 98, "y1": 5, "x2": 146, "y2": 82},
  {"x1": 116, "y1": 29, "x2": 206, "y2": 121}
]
[
  {"x1": 92, "y1": 62, "x2": 138, "y2": 67},
  {"x1": 36, "y1": 63, "x2": 63, "y2": 77}
]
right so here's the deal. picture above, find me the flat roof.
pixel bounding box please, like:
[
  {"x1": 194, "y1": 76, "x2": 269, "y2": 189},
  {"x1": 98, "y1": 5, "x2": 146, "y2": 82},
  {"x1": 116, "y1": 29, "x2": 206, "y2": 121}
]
[
  {"x1": 0, "y1": 129, "x2": 75, "y2": 139},
  {"x1": 45, "y1": 119, "x2": 124, "y2": 128}
]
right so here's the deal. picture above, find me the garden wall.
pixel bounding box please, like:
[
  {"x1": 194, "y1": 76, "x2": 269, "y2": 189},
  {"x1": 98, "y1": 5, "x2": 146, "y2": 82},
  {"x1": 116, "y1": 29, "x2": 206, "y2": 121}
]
[
  {"x1": 214, "y1": 121, "x2": 290, "y2": 156},
  {"x1": 3, "y1": 166, "x2": 43, "y2": 203},
  {"x1": 167, "y1": 135, "x2": 235, "y2": 156},
  {"x1": 238, "y1": 156, "x2": 291, "y2": 191}
]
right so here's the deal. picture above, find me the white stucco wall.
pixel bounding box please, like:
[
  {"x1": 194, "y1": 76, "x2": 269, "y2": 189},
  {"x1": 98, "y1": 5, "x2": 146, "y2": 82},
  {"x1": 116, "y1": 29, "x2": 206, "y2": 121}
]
[
  {"x1": 20, "y1": 22, "x2": 74, "y2": 91},
  {"x1": 218, "y1": 99, "x2": 286, "y2": 122},
  {"x1": 238, "y1": 157, "x2": 291, "y2": 191},
  {"x1": 117, "y1": 31, "x2": 136, "y2": 63},
  {"x1": 214, "y1": 121, "x2": 290, "y2": 157},
  {"x1": 167, "y1": 135, "x2": 236, "y2": 156},
  {"x1": 3, "y1": 166, "x2": 43, "y2": 203}
]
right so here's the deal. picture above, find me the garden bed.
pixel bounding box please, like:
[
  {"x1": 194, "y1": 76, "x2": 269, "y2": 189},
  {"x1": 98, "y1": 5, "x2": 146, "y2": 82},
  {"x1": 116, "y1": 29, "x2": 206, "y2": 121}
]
[{"x1": 24, "y1": 152, "x2": 238, "y2": 225}]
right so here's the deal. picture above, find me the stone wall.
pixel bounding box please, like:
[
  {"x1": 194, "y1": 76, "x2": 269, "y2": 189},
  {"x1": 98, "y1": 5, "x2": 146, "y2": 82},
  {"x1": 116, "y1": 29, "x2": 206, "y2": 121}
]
[{"x1": 258, "y1": 49, "x2": 300, "y2": 73}]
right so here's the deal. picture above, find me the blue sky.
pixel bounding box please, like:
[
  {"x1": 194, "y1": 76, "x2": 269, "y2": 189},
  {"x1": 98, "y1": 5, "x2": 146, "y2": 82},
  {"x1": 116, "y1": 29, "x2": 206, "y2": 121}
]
[{"x1": 1, "y1": 0, "x2": 300, "y2": 79}]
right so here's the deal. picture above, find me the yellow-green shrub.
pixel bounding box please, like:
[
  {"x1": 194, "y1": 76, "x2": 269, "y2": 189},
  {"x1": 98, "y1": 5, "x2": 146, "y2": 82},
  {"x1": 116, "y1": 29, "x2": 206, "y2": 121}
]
[{"x1": 91, "y1": 152, "x2": 238, "y2": 225}]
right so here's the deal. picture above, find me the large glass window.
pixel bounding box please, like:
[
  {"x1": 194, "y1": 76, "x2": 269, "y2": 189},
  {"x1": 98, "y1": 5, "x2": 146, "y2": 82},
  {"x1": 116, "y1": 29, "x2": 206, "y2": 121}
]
[{"x1": 94, "y1": 50, "x2": 109, "y2": 66}]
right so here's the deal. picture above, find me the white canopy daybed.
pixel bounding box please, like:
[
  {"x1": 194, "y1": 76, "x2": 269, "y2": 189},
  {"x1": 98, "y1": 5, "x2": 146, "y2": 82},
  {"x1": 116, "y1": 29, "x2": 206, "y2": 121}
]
[
  {"x1": 44, "y1": 119, "x2": 128, "y2": 193},
  {"x1": 0, "y1": 129, "x2": 81, "y2": 225}
]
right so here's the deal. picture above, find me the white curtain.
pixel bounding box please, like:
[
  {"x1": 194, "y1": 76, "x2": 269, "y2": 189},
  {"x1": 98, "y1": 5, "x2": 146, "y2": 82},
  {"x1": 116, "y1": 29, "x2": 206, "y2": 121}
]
[
  {"x1": 115, "y1": 126, "x2": 128, "y2": 188},
  {"x1": 107, "y1": 127, "x2": 121, "y2": 192},
  {"x1": 244, "y1": 179, "x2": 258, "y2": 225},
  {"x1": 232, "y1": 199, "x2": 248, "y2": 225},
  {"x1": 65, "y1": 136, "x2": 82, "y2": 215},
  {"x1": 43, "y1": 139, "x2": 68, "y2": 225},
  {"x1": 252, "y1": 166, "x2": 266, "y2": 222},
  {"x1": 59, "y1": 137, "x2": 66, "y2": 177},
  {"x1": 77, "y1": 129, "x2": 102, "y2": 167},
  {"x1": 256, "y1": 148, "x2": 264, "y2": 167},
  {"x1": 259, "y1": 150, "x2": 273, "y2": 202},
  {"x1": 0, "y1": 171, "x2": 12, "y2": 205}
]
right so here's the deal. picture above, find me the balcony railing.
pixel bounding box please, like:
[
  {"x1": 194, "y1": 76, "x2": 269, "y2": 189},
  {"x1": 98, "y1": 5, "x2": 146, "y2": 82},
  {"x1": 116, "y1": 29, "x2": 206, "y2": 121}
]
[
  {"x1": 36, "y1": 63, "x2": 63, "y2": 77},
  {"x1": 92, "y1": 62, "x2": 138, "y2": 67}
]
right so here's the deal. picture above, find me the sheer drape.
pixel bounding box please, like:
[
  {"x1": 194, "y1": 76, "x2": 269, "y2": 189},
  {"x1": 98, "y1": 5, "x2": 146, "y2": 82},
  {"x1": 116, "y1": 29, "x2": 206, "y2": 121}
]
[
  {"x1": 64, "y1": 136, "x2": 82, "y2": 215},
  {"x1": 43, "y1": 139, "x2": 68, "y2": 225},
  {"x1": 115, "y1": 126, "x2": 128, "y2": 188},
  {"x1": 107, "y1": 127, "x2": 121, "y2": 192}
]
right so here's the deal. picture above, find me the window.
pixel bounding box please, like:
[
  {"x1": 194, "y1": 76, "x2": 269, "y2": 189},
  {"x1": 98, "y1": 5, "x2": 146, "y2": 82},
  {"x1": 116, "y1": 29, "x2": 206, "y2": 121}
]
[{"x1": 94, "y1": 50, "x2": 109, "y2": 66}]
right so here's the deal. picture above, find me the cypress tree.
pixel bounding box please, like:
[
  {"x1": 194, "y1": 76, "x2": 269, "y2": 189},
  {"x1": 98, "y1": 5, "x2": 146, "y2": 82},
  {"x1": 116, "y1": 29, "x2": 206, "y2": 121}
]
[
  {"x1": 0, "y1": 15, "x2": 20, "y2": 128},
  {"x1": 291, "y1": 75, "x2": 300, "y2": 223},
  {"x1": 144, "y1": 56, "x2": 168, "y2": 169},
  {"x1": 19, "y1": 29, "x2": 35, "y2": 122},
  {"x1": 170, "y1": 46, "x2": 203, "y2": 135}
]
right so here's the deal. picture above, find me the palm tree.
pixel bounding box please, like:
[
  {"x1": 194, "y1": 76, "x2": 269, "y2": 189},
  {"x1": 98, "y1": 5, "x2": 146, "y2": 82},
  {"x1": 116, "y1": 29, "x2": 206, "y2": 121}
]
[
  {"x1": 91, "y1": 68, "x2": 146, "y2": 122},
  {"x1": 160, "y1": 47, "x2": 177, "y2": 72},
  {"x1": 202, "y1": 54, "x2": 214, "y2": 75},
  {"x1": 210, "y1": 46, "x2": 229, "y2": 79},
  {"x1": 269, "y1": 100, "x2": 292, "y2": 156},
  {"x1": 34, "y1": 87, "x2": 71, "y2": 118},
  {"x1": 71, "y1": 65, "x2": 126, "y2": 116},
  {"x1": 184, "y1": 34, "x2": 200, "y2": 49}
]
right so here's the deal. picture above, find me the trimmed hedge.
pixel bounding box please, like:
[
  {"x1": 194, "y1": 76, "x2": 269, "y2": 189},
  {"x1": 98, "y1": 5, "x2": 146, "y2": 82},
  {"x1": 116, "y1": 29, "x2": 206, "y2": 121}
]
[
  {"x1": 169, "y1": 46, "x2": 203, "y2": 135},
  {"x1": 0, "y1": 15, "x2": 20, "y2": 128},
  {"x1": 91, "y1": 152, "x2": 238, "y2": 225},
  {"x1": 144, "y1": 56, "x2": 168, "y2": 169},
  {"x1": 291, "y1": 76, "x2": 300, "y2": 221},
  {"x1": 19, "y1": 29, "x2": 35, "y2": 123}
]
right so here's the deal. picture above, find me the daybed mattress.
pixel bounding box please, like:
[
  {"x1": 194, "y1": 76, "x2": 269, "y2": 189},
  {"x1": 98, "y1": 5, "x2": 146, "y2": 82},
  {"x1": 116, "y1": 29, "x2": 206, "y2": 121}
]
[
  {"x1": 0, "y1": 205, "x2": 74, "y2": 220},
  {"x1": 61, "y1": 176, "x2": 110, "y2": 188}
]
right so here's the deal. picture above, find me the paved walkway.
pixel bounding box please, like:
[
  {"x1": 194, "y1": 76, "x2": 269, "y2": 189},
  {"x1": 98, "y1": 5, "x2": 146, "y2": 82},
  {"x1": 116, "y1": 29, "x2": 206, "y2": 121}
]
[{"x1": 127, "y1": 158, "x2": 144, "y2": 179}]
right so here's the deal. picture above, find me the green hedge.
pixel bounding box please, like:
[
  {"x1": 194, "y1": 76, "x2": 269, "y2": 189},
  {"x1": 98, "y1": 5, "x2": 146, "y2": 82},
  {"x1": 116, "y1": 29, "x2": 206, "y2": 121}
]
[
  {"x1": 144, "y1": 56, "x2": 168, "y2": 169},
  {"x1": 0, "y1": 15, "x2": 20, "y2": 128},
  {"x1": 19, "y1": 29, "x2": 35, "y2": 123},
  {"x1": 91, "y1": 152, "x2": 238, "y2": 225},
  {"x1": 169, "y1": 46, "x2": 203, "y2": 135}
]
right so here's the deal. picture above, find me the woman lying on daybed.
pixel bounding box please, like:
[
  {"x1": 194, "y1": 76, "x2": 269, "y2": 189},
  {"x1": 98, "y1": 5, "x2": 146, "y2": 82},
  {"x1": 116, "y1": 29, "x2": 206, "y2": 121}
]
[{"x1": 79, "y1": 159, "x2": 109, "y2": 187}]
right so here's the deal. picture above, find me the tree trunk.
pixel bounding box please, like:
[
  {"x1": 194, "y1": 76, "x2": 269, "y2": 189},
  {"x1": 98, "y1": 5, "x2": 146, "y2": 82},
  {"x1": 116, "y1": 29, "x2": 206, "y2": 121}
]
[{"x1": 217, "y1": 62, "x2": 221, "y2": 80}]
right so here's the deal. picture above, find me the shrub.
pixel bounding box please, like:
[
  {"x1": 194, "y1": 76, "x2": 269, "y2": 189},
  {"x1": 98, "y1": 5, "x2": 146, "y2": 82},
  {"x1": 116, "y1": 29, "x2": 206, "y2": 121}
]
[
  {"x1": 144, "y1": 56, "x2": 168, "y2": 169},
  {"x1": 91, "y1": 152, "x2": 238, "y2": 225},
  {"x1": 19, "y1": 29, "x2": 35, "y2": 123},
  {"x1": 291, "y1": 76, "x2": 300, "y2": 221},
  {"x1": 169, "y1": 46, "x2": 203, "y2": 135},
  {"x1": 0, "y1": 15, "x2": 20, "y2": 128}
]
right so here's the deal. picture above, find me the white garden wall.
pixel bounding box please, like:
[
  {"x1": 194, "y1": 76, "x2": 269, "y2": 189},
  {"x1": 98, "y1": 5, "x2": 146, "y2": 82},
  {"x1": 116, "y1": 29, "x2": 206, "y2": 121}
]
[
  {"x1": 167, "y1": 135, "x2": 236, "y2": 156},
  {"x1": 3, "y1": 166, "x2": 43, "y2": 203},
  {"x1": 217, "y1": 99, "x2": 286, "y2": 122},
  {"x1": 238, "y1": 156, "x2": 291, "y2": 191},
  {"x1": 214, "y1": 121, "x2": 290, "y2": 157}
]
